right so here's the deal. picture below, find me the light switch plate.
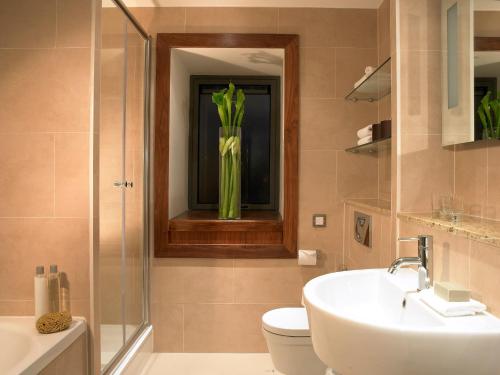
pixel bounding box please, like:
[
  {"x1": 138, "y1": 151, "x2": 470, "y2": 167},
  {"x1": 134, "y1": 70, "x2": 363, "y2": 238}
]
[{"x1": 312, "y1": 214, "x2": 327, "y2": 227}]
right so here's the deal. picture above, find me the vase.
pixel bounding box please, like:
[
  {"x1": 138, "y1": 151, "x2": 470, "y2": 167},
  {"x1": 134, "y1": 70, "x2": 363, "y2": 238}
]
[{"x1": 219, "y1": 127, "x2": 241, "y2": 219}]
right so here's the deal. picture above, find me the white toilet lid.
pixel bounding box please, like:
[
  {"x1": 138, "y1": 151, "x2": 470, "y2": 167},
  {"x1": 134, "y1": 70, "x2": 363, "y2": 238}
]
[{"x1": 262, "y1": 307, "x2": 310, "y2": 337}]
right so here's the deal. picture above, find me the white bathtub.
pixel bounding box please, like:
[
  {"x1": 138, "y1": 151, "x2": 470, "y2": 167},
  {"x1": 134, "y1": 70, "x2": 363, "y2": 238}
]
[{"x1": 0, "y1": 316, "x2": 86, "y2": 375}]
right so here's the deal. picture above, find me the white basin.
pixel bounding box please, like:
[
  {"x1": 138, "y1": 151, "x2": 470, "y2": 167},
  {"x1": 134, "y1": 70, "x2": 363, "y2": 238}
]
[{"x1": 303, "y1": 268, "x2": 500, "y2": 375}]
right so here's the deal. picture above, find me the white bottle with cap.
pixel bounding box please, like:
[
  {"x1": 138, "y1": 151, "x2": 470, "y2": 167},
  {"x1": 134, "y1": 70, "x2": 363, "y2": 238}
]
[{"x1": 34, "y1": 266, "x2": 49, "y2": 320}]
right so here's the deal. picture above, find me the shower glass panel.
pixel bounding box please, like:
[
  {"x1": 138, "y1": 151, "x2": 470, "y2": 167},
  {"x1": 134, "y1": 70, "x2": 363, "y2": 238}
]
[
  {"x1": 99, "y1": 1, "x2": 150, "y2": 372},
  {"x1": 100, "y1": 3, "x2": 127, "y2": 369},
  {"x1": 124, "y1": 21, "x2": 146, "y2": 343}
]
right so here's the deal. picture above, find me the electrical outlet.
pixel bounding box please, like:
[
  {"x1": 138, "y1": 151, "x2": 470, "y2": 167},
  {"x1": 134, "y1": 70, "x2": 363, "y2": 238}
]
[{"x1": 312, "y1": 214, "x2": 327, "y2": 227}]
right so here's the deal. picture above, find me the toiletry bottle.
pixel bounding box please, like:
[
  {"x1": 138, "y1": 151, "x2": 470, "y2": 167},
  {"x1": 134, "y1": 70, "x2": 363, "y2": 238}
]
[
  {"x1": 34, "y1": 266, "x2": 49, "y2": 320},
  {"x1": 59, "y1": 272, "x2": 70, "y2": 314},
  {"x1": 47, "y1": 264, "x2": 60, "y2": 313}
]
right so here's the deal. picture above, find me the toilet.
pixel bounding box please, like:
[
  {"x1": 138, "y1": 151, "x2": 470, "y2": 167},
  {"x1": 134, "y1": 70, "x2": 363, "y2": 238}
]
[{"x1": 262, "y1": 307, "x2": 327, "y2": 375}]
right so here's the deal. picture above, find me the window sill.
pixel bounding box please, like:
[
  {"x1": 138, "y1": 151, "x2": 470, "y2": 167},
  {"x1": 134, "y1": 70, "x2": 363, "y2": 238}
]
[{"x1": 156, "y1": 210, "x2": 293, "y2": 258}]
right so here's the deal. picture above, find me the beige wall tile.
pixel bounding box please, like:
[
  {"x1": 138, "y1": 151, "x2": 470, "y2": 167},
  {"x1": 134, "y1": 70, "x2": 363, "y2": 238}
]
[
  {"x1": 0, "y1": 49, "x2": 91, "y2": 133},
  {"x1": 378, "y1": 0, "x2": 391, "y2": 63},
  {"x1": 152, "y1": 303, "x2": 184, "y2": 352},
  {"x1": 335, "y1": 48, "x2": 378, "y2": 99},
  {"x1": 487, "y1": 141, "x2": 500, "y2": 220},
  {"x1": 0, "y1": 134, "x2": 54, "y2": 217},
  {"x1": 379, "y1": 214, "x2": 394, "y2": 267},
  {"x1": 0, "y1": 0, "x2": 56, "y2": 48},
  {"x1": 400, "y1": 134, "x2": 453, "y2": 212},
  {"x1": 0, "y1": 218, "x2": 89, "y2": 301},
  {"x1": 152, "y1": 259, "x2": 234, "y2": 304},
  {"x1": 337, "y1": 152, "x2": 379, "y2": 200},
  {"x1": 378, "y1": 94, "x2": 391, "y2": 121},
  {"x1": 186, "y1": 8, "x2": 278, "y2": 34},
  {"x1": 399, "y1": 0, "x2": 441, "y2": 51},
  {"x1": 400, "y1": 49, "x2": 442, "y2": 135},
  {"x1": 184, "y1": 303, "x2": 281, "y2": 352},
  {"x1": 233, "y1": 259, "x2": 303, "y2": 304},
  {"x1": 470, "y1": 240, "x2": 500, "y2": 316},
  {"x1": 300, "y1": 99, "x2": 378, "y2": 150},
  {"x1": 0, "y1": 300, "x2": 33, "y2": 315},
  {"x1": 131, "y1": 7, "x2": 186, "y2": 36},
  {"x1": 55, "y1": 134, "x2": 89, "y2": 218},
  {"x1": 455, "y1": 142, "x2": 488, "y2": 217},
  {"x1": 378, "y1": 146, "x2": 392, "y2": 202},
  {"x1": 56, "y1": 0, "x2": 91, "y2": 47},
  {"x1": 278, "y1": 8, "x2": 336, "y2": 47},
  {"x1": 298, "y1": 206, "x2": 343, "y2": 255},
  {"x1": 334, "y1": 9, "x2": 377, "y2": 48},
  {"x1": 475, "y1": 11, "x2": 500, "y2": 37},
  {"x1": 300, "y1": 48, "x2": 335, "y2": 98},
  {"x1": 299, "y1": 150, "x2": 337, "y2": 208}
]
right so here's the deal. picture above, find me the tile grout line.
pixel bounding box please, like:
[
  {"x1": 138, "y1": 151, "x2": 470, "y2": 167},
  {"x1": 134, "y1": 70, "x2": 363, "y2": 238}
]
[{"x1": 53, "y1": 134, "x2": 56, "y2": 217}]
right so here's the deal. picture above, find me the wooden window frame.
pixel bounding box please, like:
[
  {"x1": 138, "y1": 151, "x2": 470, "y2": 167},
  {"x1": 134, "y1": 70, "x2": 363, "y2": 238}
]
[{"x1": 154, "y1": 33, "x2": 299, "y2": 258}]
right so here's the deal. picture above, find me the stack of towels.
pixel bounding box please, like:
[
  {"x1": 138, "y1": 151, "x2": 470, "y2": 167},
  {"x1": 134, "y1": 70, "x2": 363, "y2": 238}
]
[{"x1": 357, "y1": 124, "x2": 374, "y2": 146}]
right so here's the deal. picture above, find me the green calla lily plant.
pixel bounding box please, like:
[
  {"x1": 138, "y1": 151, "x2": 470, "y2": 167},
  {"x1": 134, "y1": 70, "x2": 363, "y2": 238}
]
[{"x1": 212, "y1": 82, "x2": 246, "y2": 219}]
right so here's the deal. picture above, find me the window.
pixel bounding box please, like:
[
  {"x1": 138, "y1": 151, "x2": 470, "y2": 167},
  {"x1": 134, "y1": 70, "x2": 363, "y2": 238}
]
[{"x1": 188, "y1": 76, "x2": 281, "y2": 211}]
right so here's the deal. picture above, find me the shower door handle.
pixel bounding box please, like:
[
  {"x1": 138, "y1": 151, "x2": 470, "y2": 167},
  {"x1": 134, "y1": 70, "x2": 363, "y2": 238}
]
[{"x1": 114, "y1": 181, "x2": 133, "y2": 188}]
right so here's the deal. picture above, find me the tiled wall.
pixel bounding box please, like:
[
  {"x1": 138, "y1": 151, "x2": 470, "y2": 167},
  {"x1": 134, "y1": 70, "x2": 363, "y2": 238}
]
[
  {"x1": 130, "y1": 6, "x2": 384, "y2": 352},
  {"x1": 0, "y1": 0, "x2": 91, "y2": 320},
  {"x1": 344, "y1": 203, "x2": 393, "y2": 270},
  {"x1": 397, "y1": 0, "x2": 500, "y2": 317}
]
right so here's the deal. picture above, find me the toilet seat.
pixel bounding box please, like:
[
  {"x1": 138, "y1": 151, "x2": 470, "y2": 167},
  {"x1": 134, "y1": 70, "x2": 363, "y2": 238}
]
[{"x1": 262, "y1": 307, "x2": 310, "y2": 337}]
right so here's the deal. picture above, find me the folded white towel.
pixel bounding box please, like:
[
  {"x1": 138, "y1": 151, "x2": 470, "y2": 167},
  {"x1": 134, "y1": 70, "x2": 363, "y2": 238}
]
[
  {"x1": 365, "y1": 66, "x2": 376, "y2": 75},
  {"x1": 357, "y1": 125, "x2": 373, "y2": 139},
  {"x1": 357, "y1": 135, "x2": 372, "y2": 146},
  {"x1": 353, "y1": 67, "x2": 377, "y2": 88},
  {"x1": 420, "y1": 289, "x2": 486, "y2": 317}
]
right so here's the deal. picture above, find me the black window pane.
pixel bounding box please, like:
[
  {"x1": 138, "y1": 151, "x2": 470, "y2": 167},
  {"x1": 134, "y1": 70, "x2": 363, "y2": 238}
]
[{"x1": 189, "y1": 77, "x2": 280, "y2": 211}]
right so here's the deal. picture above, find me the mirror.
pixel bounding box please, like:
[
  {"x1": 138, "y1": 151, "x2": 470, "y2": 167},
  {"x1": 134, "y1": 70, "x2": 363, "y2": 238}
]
[{"x1": 442, "y1": 0, "x2": 500, "y2": 145}]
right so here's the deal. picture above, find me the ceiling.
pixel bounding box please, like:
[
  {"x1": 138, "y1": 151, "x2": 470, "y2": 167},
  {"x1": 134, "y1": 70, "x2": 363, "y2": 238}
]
[
  {"x1": 121, "y1": 0, "x2": 383, "y2": 8},
  {"x1": 173, "y1": 48, "x2": 284, "y2": 76}
]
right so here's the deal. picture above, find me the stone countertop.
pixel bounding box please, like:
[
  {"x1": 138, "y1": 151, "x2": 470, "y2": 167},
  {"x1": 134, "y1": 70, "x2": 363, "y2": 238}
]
[{"x1": 398, "y1": 212, "x2": 500, "y2": 248}]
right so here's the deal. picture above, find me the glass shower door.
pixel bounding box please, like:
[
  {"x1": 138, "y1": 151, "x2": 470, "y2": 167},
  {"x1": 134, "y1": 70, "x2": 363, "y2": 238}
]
[
  {"x1": 99, "y1": 2, "x2": 149, "y2": 372},
  {"x1": 100, "y1": 4, "x2": 127, "y2": 369},
  {"x1": 124, "y1": 21, "x2": 146, "y2": 343}
]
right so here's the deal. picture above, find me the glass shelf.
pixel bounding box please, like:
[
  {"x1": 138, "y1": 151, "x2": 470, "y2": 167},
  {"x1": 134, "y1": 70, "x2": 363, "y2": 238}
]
[
  {"x1": 345, "y1": 137, "x2": 391, "y2": 154},
  {"x1": 345, "y1": 57, "x2": 391, "y2": 102}
]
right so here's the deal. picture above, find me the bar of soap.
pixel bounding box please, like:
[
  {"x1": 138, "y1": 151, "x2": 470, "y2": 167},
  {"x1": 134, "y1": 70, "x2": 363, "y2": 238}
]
[{"x1": 434, "y1": 281, "x2": 471, "y2": 302}]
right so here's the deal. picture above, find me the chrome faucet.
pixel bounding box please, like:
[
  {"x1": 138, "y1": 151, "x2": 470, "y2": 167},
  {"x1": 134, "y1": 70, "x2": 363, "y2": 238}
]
[{"x1": 388, "y1": 235, "x2": 433, "y2": 291}]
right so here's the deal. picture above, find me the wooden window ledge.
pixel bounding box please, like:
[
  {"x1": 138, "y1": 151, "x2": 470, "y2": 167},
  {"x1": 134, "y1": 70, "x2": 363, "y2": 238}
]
[{"x1": 157, "y1": 210, "x2": 294, "y2": 259}]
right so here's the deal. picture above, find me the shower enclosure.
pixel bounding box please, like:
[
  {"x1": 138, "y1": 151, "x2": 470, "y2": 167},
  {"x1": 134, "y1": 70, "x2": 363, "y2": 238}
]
[{"x1": 98, "y1": 0, "x2": 151, "y2": 372}]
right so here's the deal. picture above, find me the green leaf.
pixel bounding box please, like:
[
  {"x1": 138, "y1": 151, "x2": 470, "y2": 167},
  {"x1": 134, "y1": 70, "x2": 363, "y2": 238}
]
[
  {"x1": 478, "y1": 106, "x2": 489, "y2": 138},
  {"x1": 481, "y1": 91, "x2": 493, "y2": 130},
  {"x1": 233, "y1": 89, "x2": 246, "y2": 127},
  {"x1": 224, "y1": 82, "x2": 235, "y2": 128}
]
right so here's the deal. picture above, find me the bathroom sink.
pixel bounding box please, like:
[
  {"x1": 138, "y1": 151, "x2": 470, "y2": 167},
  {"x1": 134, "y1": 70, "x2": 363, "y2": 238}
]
[{"x1": 303, "y1": 269, "x2": 500, "y2": 375}]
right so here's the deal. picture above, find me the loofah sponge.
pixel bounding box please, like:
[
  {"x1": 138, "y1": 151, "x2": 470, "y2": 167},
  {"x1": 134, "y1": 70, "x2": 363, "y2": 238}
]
[{"x1": 36, "y1": 311, "x2": 72, "y2": 334}]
